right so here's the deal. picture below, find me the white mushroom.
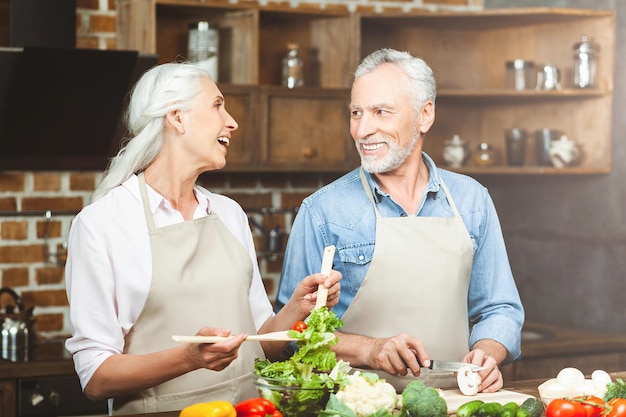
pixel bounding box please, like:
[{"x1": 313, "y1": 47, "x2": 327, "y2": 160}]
[
  {"x1": 457, "y1": 366, "x2": 482, "y2": 396},
  {"x1": 556, "y1": 367, "x2": 586, "y2": 390}
]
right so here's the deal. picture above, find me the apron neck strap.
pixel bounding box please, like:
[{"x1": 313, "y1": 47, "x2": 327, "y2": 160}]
[
  {"x1": 359, "y1": 168, "x2": 462, "y2": 218},
  {"x1": 137, "y1": 172, "x2": 156, "y2": 231},
  {"x1": 359, "y1": 168, "x2": 382, "y2": 219}
]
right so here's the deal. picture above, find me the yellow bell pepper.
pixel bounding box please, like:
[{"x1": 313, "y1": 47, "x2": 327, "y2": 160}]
[{"x1": 179, "y1": 400, "x2": 237, "y2": 417}]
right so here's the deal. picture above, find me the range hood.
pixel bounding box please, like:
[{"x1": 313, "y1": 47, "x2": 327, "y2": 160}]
[{"x1": 0, "y1": 47, "x2": 157, "y2": 170}]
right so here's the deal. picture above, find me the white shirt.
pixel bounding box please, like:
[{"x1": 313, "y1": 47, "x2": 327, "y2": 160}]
[{"x1": 65, "y1": 174, "x2": 274, "y2": 389}]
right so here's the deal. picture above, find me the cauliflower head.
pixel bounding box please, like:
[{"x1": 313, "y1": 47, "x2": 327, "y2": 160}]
[{"x1": 335, "y1": 372, "x2": 399, "y2": 417}]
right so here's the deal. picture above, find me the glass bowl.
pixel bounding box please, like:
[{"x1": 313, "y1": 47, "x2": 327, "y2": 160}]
[{"x1": 253, "y1": 374, "x2": 339, "y2": 417}]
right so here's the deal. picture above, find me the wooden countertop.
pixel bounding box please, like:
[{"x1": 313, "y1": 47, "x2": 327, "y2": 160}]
[
  {"x1": 113, "y1": 371, "x2": 626, "y2": 417},
  {"x1": 0, "y1": 337, "x2": 75, "y2": 379}
]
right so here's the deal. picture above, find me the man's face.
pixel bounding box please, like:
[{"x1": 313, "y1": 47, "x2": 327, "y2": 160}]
[{"x1": 349, "y1": 63, "x2": 432, "y2": 173}]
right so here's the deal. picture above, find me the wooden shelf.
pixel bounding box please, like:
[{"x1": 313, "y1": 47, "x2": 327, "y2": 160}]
[{"x1": 117, "y1": 3, "x2": 615, "y2": 174}]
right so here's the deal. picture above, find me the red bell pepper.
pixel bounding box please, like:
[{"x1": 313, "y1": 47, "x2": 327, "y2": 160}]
[{"x1": 234, "y1": 398, "x2": 282, "y2": 417}]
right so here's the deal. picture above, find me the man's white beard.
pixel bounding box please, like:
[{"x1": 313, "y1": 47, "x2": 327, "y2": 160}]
[{"x1": 358, "y1": 132, "x2": 419, "y2": 174}]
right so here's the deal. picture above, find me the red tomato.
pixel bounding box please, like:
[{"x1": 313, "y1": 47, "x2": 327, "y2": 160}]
[
  {"x1": 546, "y1": 399, "x2": 587, "y2": 417},
  {"x1": 573, "y1": 396, "x2": 605, "y2": 417},
  {"x1": 607, "y1": 398, "x2": 626, "y2": 417},
  {"x1": 292, "y1": 321, "x2": 307, "y2": 333}
]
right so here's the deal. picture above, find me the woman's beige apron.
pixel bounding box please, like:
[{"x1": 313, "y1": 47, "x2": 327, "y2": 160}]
[
  {"x1": 113, "y1": 173, "x2": 264, "y2": 414},
  {"x1": 339, "y1": 169, "x2": 474, "y2": 391}
]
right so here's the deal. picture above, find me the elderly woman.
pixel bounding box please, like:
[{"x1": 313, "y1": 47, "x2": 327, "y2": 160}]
[{"x1": 64, "y1": 62, "x2": 341, "y2": 415}]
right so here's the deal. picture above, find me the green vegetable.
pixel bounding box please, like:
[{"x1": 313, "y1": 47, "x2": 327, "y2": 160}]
[
  {"x1": 497, "y1": 402, "x2": 519, "y2": 417},
  {"x1": 516, "y1": 398, "x2": 544, "y2": 417},
  {"x1": 456, "y1": 400, "x2": 484, "y2": 417},
  {"x1": 477, "y1": 402, "x2": 502, "y2": 417},
  {"x1": 400, "y1": 380, "x2": 447, "y2": 417},
  {"x1": 254, "y1": 307, "x2": 350, "y2": 417},
  {"x1": 604, "y1": 378, "x2": 626, "y2": 402}
]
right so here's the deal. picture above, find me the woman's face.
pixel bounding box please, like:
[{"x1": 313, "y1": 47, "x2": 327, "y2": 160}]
[{"x1": 179, "y1": 77, "x2": 238, "y2": 171}]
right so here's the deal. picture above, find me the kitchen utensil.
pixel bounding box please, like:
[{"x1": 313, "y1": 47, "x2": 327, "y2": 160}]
[
  {"x1": 443, "y1": 389, "x2": 534, "y2": 414},
  {"x1": 535, "y1": 129, "x2": 560, "y2": 166},
  {"x1": 506, "y1": 60, "x2": 535, "y2": 90},
  {"x1": 536, "y1": 64, "x2": 561, "y2": 91},
  {"x1": 315, "y1": 245, "x2": 336, "y2": 309},
  {"x1": 172, "y1": 330, "x2": 299, "y2": 344},
  {"x1": 423, "y1": 360, "x2": 483, "y2": 372},
  {"x1": 1, "y1": 287, "x2": 36, "y2": 362},
  {"x1": 506, "y1": 128, "x2": 527, "y2": 166}
]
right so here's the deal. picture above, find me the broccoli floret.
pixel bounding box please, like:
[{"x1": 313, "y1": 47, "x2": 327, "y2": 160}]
[{"x1": 401, "y1": 380, "x2": 447, "y2": 417}]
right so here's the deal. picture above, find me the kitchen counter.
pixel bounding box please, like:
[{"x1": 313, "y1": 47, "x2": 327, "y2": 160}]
[
  {"x1": 0, "y1": 337, "x2": 75, "y2": 379},
  {"x1": 112, "y1": 371, "x2": 626, "y2": 417},
  {"x1": 506, "y1": 321, "x2": 626, "y2": 381}
]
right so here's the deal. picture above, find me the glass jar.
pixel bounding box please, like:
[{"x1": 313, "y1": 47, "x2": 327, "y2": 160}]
[
  {"x1": 188, "y1": 21, "x2": 219, "y2": 81},
  {"x1": 505, "y1": 60, "x2": 535, "y2": 91},
  {"x1": 281, "y1": 42, "x2": 304, "y2": 88},
  {"x1": 474, "y1": 142, "x2": 496, "y2": 167},
  {"x1": 573, "y1": 35, "x2": 597, "y2": 89}
]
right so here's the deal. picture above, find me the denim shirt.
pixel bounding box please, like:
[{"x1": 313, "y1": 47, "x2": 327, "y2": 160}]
[{"x1": 275, "y1": 153, "x2": 524, "y2": 363}]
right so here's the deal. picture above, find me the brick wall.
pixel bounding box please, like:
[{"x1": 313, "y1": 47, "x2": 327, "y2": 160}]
[{"x1": 0, "y1": 0, "x2": 482, "y2": 340}]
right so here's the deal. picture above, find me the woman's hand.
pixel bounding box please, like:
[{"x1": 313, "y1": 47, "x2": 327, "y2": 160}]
[
  {"x1": 290, "y1": 270, "x2": 342, "y2": 314},
  {"x1": 186, "y1": 327, "x2": 245, "y2": 371}
]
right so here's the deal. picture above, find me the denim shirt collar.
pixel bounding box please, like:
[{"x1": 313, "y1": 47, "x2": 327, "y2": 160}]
[{"x1": 362, "y1": 152, "x2": 442, "y2": 206}]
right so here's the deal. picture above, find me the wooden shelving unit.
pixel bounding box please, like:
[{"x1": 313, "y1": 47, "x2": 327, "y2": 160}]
[{"x1": 117, "y1": 3, "x2": 615, "y2": 174}]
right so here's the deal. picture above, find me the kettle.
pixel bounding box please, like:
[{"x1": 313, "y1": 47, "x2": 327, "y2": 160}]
[{"x1": 1, "y1": 287, "x2": 35, "y2": 362}]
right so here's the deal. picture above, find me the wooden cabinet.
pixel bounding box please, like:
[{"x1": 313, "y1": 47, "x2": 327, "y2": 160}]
[
  {"x1": 117, "y1": 2, "x2": 614, "y2": 174},
  {"x1": 0, "y1": 379, "x2": 16, "y2": 417}
]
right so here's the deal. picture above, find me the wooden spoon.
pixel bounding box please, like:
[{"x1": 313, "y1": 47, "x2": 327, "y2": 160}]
[
  {"x1": 172, "y1": 330, "x2": 298, "y2": 344},
  {"x1": 314, "y1": 245, "x2": 336, "y2": 309}
]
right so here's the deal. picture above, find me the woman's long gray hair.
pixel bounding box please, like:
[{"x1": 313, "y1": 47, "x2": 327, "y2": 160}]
[
  {"x1": 92, "y1": 62, "x2": 211, "y2": 201},
  {"x1": 354, "y1": 48, "x2": 436, "y2": 114}
]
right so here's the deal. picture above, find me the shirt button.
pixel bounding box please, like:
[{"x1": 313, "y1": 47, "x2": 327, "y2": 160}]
[{"x1": 358, "y1": 255, "x2": 364, "y2": 261}]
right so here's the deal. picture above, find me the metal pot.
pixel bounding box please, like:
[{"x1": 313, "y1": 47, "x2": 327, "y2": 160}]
[{"x1": 1, "y1": 287, "x2": 35, "y2": 362}]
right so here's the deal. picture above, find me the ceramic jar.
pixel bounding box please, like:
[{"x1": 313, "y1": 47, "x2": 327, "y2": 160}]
[
  {"x1": 549, "y1": 135, "x2": 581, "y2": 168},
  {"x1": 442, "y1": 134, "x2": 470, "y2": 168}
]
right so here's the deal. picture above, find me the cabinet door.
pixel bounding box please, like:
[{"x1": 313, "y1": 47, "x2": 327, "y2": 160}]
[
  {"x1": 259, "y1": 87, "x2": 358, "y2": 172},
  {"x1": 0, "y1": 379, "x2": 16, "y2": 417},
  {"x1": 220, "y1": 85, "x2": 260, "y2": 171}
]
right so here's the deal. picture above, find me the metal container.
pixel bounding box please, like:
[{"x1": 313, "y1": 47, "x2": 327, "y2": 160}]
[
  {"x1": 505, "y1": 60, "x2": 535, "y2": 90},
  {"x1": 1, "y1": 287, "x2": 35, "y2": 362}
]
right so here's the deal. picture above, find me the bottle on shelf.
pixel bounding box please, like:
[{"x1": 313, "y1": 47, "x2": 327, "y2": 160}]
[
  {"x1": 573, "y1": 35, "x2": 597, "y2": 89},
  {"x1": 281, "y1": 42, "x2": 304, "y2": 89}
]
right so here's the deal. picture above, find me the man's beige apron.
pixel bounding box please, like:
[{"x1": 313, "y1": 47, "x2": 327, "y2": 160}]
[
  {"x1": 340, "y1": 169, "x2": 474, "y2": 391},
  {"x1": 113, "y1": 173, "x2": 264, "y2": 414}
]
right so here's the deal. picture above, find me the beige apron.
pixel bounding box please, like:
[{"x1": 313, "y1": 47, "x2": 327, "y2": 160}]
[
  {"x1": 113, "y1": 173, "x2": 264, "y2": 414},
  {"x1": 340, "y1": 169, "x2": 474, "y2": 391}
]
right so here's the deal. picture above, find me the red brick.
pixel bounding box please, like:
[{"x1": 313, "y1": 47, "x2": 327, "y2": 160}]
[
  {"x1": 76, "y1": 0, "x2": 99, "y2": 9},
  {"x1": 0, "y1": 172, "x2": 25, "y2": 192},
  {"x1": 1, "y1": 221, "x2": 28, "y2": 240},
  {"x1": 21, "y1": 197, "x2": 84, "y2": 212},
  {"x1": 76, "y1": 36, "x2": 100, "y2": 49},
  {"x1": 35, "y1": 267, "x2": 65, "y2": 285},
  {"x1": 259, "y1": 173, "x2": 290, "y2": 188},
  {"x1": 21, "y1": 289, "x2": 68, "y2": 307},
  {"x1": 36, "y1": 220, "x2": 62, "y2": 239},
  {"x1": 0, "y1": 197, "x2": 17, "y2": 210},
  {"x1": 423, "y1": 0, "x2": 468, "y2": 4},
  {"x1": 34, "y1": 313, "x2": 64, "y2": 332},
  {"x1": 0, "y1": 244, "x2": 46, "y2": 263},
  {"x1": 229, "y1": 173, "x2": 259, "y2": 189},
  {"x1": 33, "y1": 173, "x2": 61, "y2": 191},
  {"x1": 280, "y1": 192, "x2": 309, "y2": 208},
  {"x1": 105, "y1": 37, "x2": 117, "y2": 49},
  {"x1": 224, "y1": 193, "x2": 272, "y2": 210},
  {"x1": 89, "y1": 14, "x2": 116, "y2": 33},
  {"x1": 1, "y1": 267, "x2": 29, "y2": 287},
  {"x1": 197, "y1": 173, "x2": 229, "y2": 188},
  {"x1": 69, "y1": 172, "x2": 97, "y2": 191}
]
